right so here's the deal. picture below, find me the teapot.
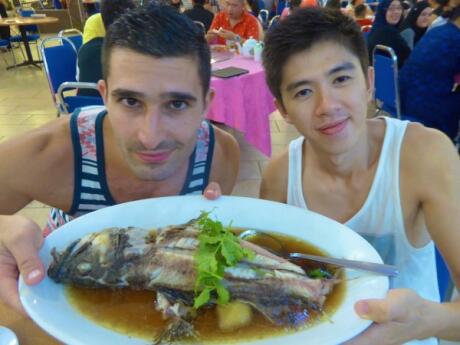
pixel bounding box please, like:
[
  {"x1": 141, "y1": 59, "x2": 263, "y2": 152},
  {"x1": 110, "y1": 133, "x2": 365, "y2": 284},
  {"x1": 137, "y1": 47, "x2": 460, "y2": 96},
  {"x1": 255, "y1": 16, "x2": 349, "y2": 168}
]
[{"x1": 236, "y1": 37, "x2": 258, "y2": 57}]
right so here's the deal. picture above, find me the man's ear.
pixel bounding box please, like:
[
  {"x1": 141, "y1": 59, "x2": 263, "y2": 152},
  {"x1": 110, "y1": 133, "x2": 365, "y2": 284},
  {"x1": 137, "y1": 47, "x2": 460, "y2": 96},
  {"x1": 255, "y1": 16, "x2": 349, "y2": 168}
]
[
  {"x1": 366, "y1": 66, "x2": 375, "y2": 103},
  {"x1": 98, "y1": 79, "x2": 108, "y2": 105},
  {"x1": 274, "y1": 98, "x2": 293, "y2": 124},
  {"x1": 203, "y1": 88, "x2": 215, "y2": 119}
]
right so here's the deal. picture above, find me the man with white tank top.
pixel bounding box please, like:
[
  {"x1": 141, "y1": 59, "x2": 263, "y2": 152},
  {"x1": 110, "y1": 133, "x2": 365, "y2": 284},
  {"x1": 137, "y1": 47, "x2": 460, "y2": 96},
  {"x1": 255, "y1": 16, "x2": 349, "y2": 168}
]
[{"x1": 261, "y1": 7, "x2": 460, "y2": 345}]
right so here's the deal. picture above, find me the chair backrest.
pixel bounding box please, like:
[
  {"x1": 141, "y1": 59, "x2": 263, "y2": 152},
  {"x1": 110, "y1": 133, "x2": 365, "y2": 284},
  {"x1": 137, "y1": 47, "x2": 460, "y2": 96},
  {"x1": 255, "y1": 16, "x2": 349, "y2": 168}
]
[
  {"x1": 193, "y1": 21, "x2": 206, "y2": 35},
  {"x1": 258, "y1": 9, "x2": 269, "y2": 28},
  {"x1": 436, "y1": 247, "x2": 454, "y2": 302},
  {"x1": 268, "y1": 14, "x2": 280, "y2": 30},
  {"x1": 40, "y1": 36, "x2": 78, "y2": 102},
  {"x1": 58, "y1": 29, "x2": 83, "y2": 51},
  {"x1": 372, "y1": 44, "x2": 401, "y2": 119}
]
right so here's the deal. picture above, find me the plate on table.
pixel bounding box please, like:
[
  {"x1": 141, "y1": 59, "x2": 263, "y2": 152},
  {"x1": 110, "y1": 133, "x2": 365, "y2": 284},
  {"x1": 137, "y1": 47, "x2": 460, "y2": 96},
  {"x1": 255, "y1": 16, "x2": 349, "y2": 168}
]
[{"x1": 19, "y1": 195, "x2": 388, "y2": 345}]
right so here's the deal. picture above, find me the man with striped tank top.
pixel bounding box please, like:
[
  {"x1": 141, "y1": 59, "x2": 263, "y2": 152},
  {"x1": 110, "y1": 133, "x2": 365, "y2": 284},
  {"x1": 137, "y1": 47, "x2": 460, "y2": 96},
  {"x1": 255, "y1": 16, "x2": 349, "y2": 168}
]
[
  {"x1": 260, "y1": 8, "x2": 460, "y2": 345},
  {"x1": 0, "y1": 5, "x2": 239, "y2": 314}
]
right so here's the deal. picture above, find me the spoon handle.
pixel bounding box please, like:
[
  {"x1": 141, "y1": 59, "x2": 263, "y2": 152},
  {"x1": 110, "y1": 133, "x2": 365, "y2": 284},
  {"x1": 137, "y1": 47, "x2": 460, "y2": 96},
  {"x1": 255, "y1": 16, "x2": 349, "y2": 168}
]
[{"x1": 289, "y1": 253, "x2": 399, "y2": 277}]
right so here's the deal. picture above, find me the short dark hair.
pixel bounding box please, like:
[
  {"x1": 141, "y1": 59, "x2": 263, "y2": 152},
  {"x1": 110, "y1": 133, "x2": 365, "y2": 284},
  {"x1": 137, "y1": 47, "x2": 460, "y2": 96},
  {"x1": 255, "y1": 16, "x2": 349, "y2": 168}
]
[
  {"x1": 263, "y1": 8, "x2": 368, "y2": 104},
  {"x1": 100, "y1": 0, "x2": 136, "y2": 29},
  {"x1": 354, "y1": 3, "x2": 367, "y2": 17},
  {"x1": 102, "y1": 4, "x2": 211, "y2": 97}
]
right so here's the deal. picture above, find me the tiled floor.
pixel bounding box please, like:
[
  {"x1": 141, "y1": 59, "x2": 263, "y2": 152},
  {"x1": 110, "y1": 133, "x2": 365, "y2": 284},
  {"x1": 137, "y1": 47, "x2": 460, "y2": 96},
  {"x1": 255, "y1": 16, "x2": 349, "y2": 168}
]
[{"x1": 0, "y1": 47, "x2": 458, "y2": 345}]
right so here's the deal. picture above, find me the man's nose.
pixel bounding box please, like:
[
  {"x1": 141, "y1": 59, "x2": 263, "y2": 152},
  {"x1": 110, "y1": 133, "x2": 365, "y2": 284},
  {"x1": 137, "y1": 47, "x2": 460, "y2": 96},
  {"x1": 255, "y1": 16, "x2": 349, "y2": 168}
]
[
  {"x1": 314, "y1": 86, "x2": 340, "y2": 117},
  {"x1": 137, "y1": 108, "x2": 166, "y2": 150}
]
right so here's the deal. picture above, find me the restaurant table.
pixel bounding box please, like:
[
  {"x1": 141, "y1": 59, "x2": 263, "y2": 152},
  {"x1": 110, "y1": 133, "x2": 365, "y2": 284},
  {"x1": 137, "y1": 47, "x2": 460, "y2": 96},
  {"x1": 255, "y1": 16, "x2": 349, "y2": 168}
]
[
  {"x1": 0, "y1": 16, "x2": 58, "y2": 70},
  {"x1": 208, "y1": 54, "x2": 276, "y2": 157},
  {"x1": 0, "y1": 301, "x2": 61, "y2": 345}
]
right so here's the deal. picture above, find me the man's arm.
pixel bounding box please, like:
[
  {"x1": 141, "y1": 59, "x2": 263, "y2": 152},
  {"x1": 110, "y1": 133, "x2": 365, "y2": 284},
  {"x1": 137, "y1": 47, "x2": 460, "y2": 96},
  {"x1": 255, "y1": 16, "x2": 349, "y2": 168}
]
[
  {"x1": 408, "y1": 125, "x2": 460, "y2": 340},
  {"x1": 0, "y1": 118, "x2": 74, "y2": 313},
  {"x1": 259, "y1": 149, "x2": 289, "y2": 203},
  {"x1": 346, "y1": 124, "x2": 460, "y2": 344},
  {"x1": 209, "y1": 126, "x2": 240, "y2": 195}
]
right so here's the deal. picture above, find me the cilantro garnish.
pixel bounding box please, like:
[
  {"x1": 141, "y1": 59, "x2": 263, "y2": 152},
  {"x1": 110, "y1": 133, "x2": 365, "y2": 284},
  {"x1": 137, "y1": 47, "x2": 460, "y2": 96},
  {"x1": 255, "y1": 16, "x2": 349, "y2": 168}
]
[{"x1": 193, "y1": 211, "x2": 255, "y2": 309}]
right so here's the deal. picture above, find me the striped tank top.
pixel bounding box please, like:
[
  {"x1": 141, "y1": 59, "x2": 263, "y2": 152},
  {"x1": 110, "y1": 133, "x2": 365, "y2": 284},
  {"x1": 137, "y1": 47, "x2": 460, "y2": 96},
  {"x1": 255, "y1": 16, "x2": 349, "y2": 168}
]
[{"x1": 43, "y1": 106, "x2": 215, "y2": 236}]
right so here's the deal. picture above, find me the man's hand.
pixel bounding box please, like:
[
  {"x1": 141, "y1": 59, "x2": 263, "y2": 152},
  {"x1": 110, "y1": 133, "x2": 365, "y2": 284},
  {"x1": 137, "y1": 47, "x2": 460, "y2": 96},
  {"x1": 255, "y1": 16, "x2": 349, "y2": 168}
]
[
  {"x1": 0, "y1": 215, "x2": 45, "y2": 315},
  {"x1": 203, "y1": 181, "x2": 222, "y2": 200},
  {"x1": 343, "y1": 289, "x2": 432, "y2": 345},
  {"x1": 216, "y1": 28, "x2": 237, "y2": 41}
]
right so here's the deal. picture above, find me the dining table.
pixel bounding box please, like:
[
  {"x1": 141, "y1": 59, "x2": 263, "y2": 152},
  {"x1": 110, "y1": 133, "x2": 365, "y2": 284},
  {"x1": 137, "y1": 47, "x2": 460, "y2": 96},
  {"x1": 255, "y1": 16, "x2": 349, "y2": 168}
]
[
  {"x1": 208, "y1": 53, "x2": 276, "y2": 157},
  {"x1": 0, "y1": 16, "x2": 58, "y2": 70},
  {"x1": 0, "y1": 301, "x2": 60, "y2": 345}
]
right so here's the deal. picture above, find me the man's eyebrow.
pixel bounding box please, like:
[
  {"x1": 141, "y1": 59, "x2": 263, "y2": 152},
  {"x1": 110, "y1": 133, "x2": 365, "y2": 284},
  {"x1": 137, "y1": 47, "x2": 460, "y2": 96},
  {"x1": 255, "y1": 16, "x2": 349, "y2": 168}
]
[
  {"x1": 160, "y1": 92, "x2": 198, "y2": 102},
  {"x1": 328, "y1": 62, "x2": 355, "y2": 76},
  {"x1": 285, "y1": 62, "x2": 356, "y2": 92},
  {"x1": 111, "y1": 88, "x2": 145, "y2": 99},
  {"x1": 286, "y1": 79, "x2": 312, "y2": 92}
]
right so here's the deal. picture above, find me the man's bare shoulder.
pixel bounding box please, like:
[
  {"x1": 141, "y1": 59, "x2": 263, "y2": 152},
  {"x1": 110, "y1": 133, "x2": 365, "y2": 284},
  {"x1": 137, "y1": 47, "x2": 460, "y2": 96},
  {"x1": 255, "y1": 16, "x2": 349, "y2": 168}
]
[
  {"x1": 401, "y1": 122, "x2": 459, "y2": 196},
  {"x1": 210, "y1": 125, "x2": 240, "y2": 194},
  {"x1": 0, "y1": 117, "x2": 74, "y2": 211},
  {"x1": 260, "y1": 147, "x2": 289, "y2": 202},
  {"x1": 0, "y1": 117, "x2": 72, "y2": 162}
]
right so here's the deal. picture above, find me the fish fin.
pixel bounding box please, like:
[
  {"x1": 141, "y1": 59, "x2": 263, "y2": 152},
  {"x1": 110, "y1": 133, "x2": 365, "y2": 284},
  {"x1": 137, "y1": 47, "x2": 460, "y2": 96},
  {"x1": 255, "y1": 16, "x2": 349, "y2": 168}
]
[{"x1": 153, "y1": 317, "x2": 199, "y2": 345}]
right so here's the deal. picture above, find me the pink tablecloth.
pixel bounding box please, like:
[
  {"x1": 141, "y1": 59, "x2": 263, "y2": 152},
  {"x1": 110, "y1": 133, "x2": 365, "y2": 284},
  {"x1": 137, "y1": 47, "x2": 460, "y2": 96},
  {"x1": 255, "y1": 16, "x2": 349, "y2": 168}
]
[{"x1": 207, "y1": 55, "x2": 275, "y2": 157}]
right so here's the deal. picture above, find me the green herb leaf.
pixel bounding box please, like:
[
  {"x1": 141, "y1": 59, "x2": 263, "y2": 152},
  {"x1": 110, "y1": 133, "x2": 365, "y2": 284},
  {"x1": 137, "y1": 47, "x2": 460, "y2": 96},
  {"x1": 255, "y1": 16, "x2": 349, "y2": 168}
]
[
  {"x1": 307, "y1": 268, "x2": 332, "y2": 279},
  {"x1": 193, "y1": 211, "x2": 254, "y2": 309}
]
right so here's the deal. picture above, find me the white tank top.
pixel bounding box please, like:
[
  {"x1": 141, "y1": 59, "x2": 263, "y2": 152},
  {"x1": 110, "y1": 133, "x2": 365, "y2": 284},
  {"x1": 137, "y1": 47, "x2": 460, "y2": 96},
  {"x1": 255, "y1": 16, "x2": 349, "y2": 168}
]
[{"x1": 287, "y1": 117, "x2": 439, "y2": 345}]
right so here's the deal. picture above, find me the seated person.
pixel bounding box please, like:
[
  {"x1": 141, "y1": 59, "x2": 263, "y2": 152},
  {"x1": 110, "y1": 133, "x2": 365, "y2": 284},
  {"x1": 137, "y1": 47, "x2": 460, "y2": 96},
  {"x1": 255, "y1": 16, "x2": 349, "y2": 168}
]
[
  {"x1": 399, "y1": 0, "x2": 432, "y2": 48},
  {"x1": 354, "y1": 4, "x2": 373, "y2": 26},
  {"x1": 0, "y1": 0, "x2": 11, "y2": 45},
  {"x1": 346, "y1": 0, "x2": 373, "y2": 16},
  {"x1": 184, "y1": 0, "x2": 215, "y2": 31},
  {"x1": 78, "y1": 0, "x2": 136, "y2": 96},
  {"x1": 0, "y1": 4, "x2": 239, "y2": 314},
  {"x1": 367, "y1": 0, "x2": 411, "y2": 68},
  {"x1": 82, "y1": 13, "x2": 105, "y2": 44},
  {"x1": 261, "y1": 7, "x2": 460, "y2": 345},
  {"x1": 206, "y1": 0, "x2": 261, "y2": 44},
  {"x1": 399, "y1": 0, "x2": 460, "y2": 142}
]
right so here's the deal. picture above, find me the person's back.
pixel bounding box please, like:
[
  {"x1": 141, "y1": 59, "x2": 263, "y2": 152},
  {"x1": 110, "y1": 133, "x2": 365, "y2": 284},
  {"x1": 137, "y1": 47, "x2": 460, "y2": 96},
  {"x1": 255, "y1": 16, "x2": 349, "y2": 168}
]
[
  {"x1": 82, "y1": 13, "x2": 105, "y2": 44},
  {"x1": 77, "y1": 37, "x2": 103, "y2": 96},
  {"x1": 399, "y1": 21, "x2": 460, "y2": 141},
  {"x1": 184, "y1": 0, "x2": 215, "y2": 31}
]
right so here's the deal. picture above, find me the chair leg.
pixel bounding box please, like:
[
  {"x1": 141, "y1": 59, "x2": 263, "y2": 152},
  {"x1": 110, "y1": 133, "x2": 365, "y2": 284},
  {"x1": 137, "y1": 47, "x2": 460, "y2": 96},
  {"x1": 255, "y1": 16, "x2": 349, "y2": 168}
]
[{"x1": 0, "y1": 48, "x2": 9, "y2": 67}]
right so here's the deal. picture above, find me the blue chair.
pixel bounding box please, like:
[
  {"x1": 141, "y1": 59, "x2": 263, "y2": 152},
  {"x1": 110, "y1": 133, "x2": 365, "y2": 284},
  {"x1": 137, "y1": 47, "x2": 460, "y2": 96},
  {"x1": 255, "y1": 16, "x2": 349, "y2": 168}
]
[
  {"x1": 436, "y1": 247, "x2": 454, "y2": 302},
  {"x1": 258, "y1": 9, "x2": 269, "y2": 30},
  {"x1": 372, "y1": 44, "x2": 401, "y2": 119},
  {"x1": 275, "y1": 0, "x2": 286, "y2": 15},
  {"x1": 41, "y1": 37, "x2": 102, "y2": 115},
  {"x1": 58, "y1": 29, "x2": 83, "y2": 51},
  {"x1": 0, "y1": 38, "x2": 18, "y2": 68}
]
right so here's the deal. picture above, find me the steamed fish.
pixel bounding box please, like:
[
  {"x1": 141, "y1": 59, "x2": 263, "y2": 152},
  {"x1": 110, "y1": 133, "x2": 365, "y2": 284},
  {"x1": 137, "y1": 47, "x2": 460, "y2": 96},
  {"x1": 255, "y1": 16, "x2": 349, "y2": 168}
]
[{"x1": 48, "y1": 217, "x2": 337, "y2": 344}]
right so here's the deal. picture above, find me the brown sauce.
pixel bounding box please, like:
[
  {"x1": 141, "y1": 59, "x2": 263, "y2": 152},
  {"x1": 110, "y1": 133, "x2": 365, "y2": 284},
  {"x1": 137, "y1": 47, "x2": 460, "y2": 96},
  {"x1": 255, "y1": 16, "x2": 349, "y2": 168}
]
[{"x1": 66, "y1": 230, "x2": 346, "y2": 343}]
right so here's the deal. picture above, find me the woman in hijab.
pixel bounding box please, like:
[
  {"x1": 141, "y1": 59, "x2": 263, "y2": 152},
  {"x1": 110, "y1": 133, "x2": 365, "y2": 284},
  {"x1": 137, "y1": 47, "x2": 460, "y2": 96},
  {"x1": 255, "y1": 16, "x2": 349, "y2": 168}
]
[
  {"x1": 367, "y1": 0, "x2": 411, "y2": 68},
  {"x1": 400, "y1": 1, "x2": 432, "y2": 48},
  {"x1": 399, "y1": 2, "x2": 460, "y2": 142}
]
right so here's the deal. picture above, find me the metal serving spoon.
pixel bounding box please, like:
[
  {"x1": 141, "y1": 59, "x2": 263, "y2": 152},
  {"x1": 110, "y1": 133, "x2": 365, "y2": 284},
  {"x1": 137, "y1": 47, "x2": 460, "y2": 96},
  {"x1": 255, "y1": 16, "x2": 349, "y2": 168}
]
[{"x1": 238, "y1": 229, "x2": 399, "y2": 277}]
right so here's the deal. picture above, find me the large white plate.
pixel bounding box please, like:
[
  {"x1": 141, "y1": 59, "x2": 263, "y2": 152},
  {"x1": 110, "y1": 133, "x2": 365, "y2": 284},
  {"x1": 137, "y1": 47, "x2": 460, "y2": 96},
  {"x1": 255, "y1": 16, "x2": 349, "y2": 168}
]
[{"x1": 19, "y1": 195, "x2": 389, "y2": 345}]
